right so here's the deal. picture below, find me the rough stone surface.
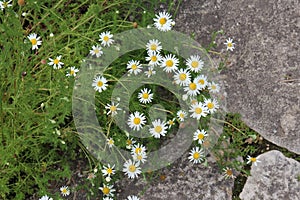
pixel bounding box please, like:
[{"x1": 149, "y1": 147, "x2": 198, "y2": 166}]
[
  {"x1": 116, "y1": 154, "x2": 235, "y2": 200},
  {"x1": 175, "y1": 0, "x2": 300, "y2": 154},
  {"x1": 240, "y1": 150, "x2": 300, "y2": 200}
]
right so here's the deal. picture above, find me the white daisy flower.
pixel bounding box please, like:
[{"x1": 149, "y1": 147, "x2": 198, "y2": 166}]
[
  {"x1": 208, "y1": 81, "x2": 220, "y2": 93},
  {"x1": 127, "y1": 60, "x2": 142, "y2": 75},
  {"x1": 161, "y1": 54, "x2": 179, "y2": 73},
  {"x1": 146, "y1": 39, "x2": 162, "y2": 53},
  {"x1": 101, "y1": 164, "x2": 115, "y2": 177},
  {"x1": 149, "y1": 119, "x2": 168, "y2": 138},
  {"x1": 60, "y1": 186, "x2": 70, "y2": 196},
  {"x1": 204, "y1": 98, "x2": 219, "y2": 114},
  {"x1": 99, "y1": 184, "x2": 116, "y2": 197},
  {"x1": 89, "y1": 45, "x2": 103, "y2": 57},
  {"x1": 0, "y1": 0, "x2": 12, "y2": 10},
  {"x1": 106, "y1": 138, "x2": 114, "y2": 148},
  {"x1": 186, "y1": 55, "x2": 204, "y2": 73},
  {"x1": 105, "y1": 102, "x2": 121, "y2": 116},
  {"x1": 153, "y1": 11, "x2": 174, "y2": 32},
  {"x1": 131, "y1": 143, "x2": 146, "y2": 155},
  {"x1": 177, "y1": 110, "x2": 187, "y2": 122},
  {"x1": 189, "y1": 102, "x2": 208, "y2": 120},
  {"x1": 246, "y1": 155, "x2": 261, "y2": 166},
  {"x1": 144, "y1": 66, "x2": 156, "y2": 78},
  {"x1": 103, "y1": 197, "x2": 113, "y2": 200},
  {"x1": 224, "y1": 38, "x2": 235, "y2": 51},
  {"x1": 132, "y1": 152, "x2": 147, "y2": 164},
  {"x1": 167, "y1": 118, "x2": 175, "y2": 129},
  {"x1": 27, "y1": 33, "x2": 42, "y2": 50},
  {"x1": 92, "y1": 76, "x2": 108, "y2": 93},
  {"x1": 99, "y1": 31, "x2": 114, "y2": 47},
  {"x1": 184, "y1": 81, "x2": 201, "y2": 96},
  {"x1": 123, "y1": 159, "x2": 141, "y2": 179},
  {"x1": 138, "y1": 88, "x2": 153, "y2": 104},
  {"x1": 127, "y1": 195, "x2": 140, "y2": 200},
  {"x1": 66, "y1": 66, "x2": 79, "y2": 77},
  {"x1": 128, "y1": 111, "x2": 146, "y2": 131},
  {"x1": 193, "y1": 129, "x2": 208, "y2": 144},
  {"x1": 222, "y1": 167, "x2": 236, "y2": 179},
  {"x1": 145, "y1": 51, "x2": 162, "y2": 66},
  {"x1": 188, "y1": 146, "x2": 204, "y2": 164},
  {"x1": 173, "y1": 68, "x2": 191, "y2": 86},
  {"x1": 39, "y1": 195, "x2": 53, "y2": 200},
  {"x1": 194, "y1": 75, "x2": 208, "y2": 89},
  {"x1": 126, "y1": 137, "x2": 136, "y2": 149},
  {"x1": 48, "y1": 55, "x2": 64, "y2": 69}
]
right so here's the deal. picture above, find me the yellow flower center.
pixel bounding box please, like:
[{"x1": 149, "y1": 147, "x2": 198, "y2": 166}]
[
  {"x1": 137, "y1": 154, "x2": 143, "y2": 160},
  {"x1": 133, "y1": 117, "x2": 141, "y2": 125},
  {"x1": 211, "y1": 85, "x2": 216, "y2": 90},
  {"x1": 129, "y1": 164, "x2": 136, "y2": 172},
  {"x1": 62, "y1": 188, "x2": 67, "y2": 193},
  {"x1": 195, "y1": 107, "x2": 202, "y2": 114},
  {"x1": 198, "y1": 133, "x2": 204, "y2": 140},
  {"x1": 103, "y1": 36, "x2": 109, "y2": 42},
  {"x1": 193, "y1": 152, "x2": 200, "y2": 159},
  {"x1": 3, "y1": 2, "x2": 8, "y2": 7},
  {"x1": 110, "y1": 105, "x2": 117, "y2": 112},
  {"x1": 198, "y1": 79, "x2": 205, "y2": 85},
  {"x1": 169, "y1": 120, "x2": 174, "y2": 125},
  {"x1": 179, "y1": 73, "x2": 187, "y2": 81},
  {"x1": 154, "y1": 126, "x2": 162, "y2": 133},
  {"x1": 227, "y1": 43, "x2": 233, "y2": 47},
  {"x1": 191, "y1": 61, "x2": 198, "y2": 68},
  {"x1": 150, "y1": 44, "x2": 157, "y2": 51},
  {"x1": 226, "y1": 169, "x2": 233, "y2": 176},
  {"x1": 53, "y1": 59, "x2": 59, "y2": 65},
  {"x1": 135, "y1": 147, "x2": 141, "y2": 154},
  {"x1": 131, "y1": 64, "x2": 137, "y2": 70},
  {"x1": 30, "y1": 39, "x2": 37, "y2": 45},
  {"x1": 94, "y1": 49, "x2": 100, "y2": 54},
  {"x1": 179, "y1": 113, "x2": 184, "y2": 118},
  {"x1": 70, "y1": 70, "x2": 75, "y2": 75},
  {"x1": 166, "y1": 60, "x2": 173, "y2": 67},
  {"x1": 189, "y1": 83, "x2": 197, "y2": 90},
  {"x1": 159, "y1": 17, "x2": 167, "y2": 25},
  {"x1": 151, "y1": 56, "x2": 157, "y2": 62},
  {"x1": 207, "y1": 102, "x2": 214, "y2": 109},
  {"x1": 250, "y1": 157, "x2": 256, "y2": 162},
  {"x1": 97, "y1": 81, "x2": 103, "y2": 87},
  {"x1": 142, "y1": 93, "x2": 149, "y2": 99},
  {"x1": 126, "y1": 139, "x2": 132, "y2": 145},
  {"x1": 102, "y1": 187, "x2": 110, "y2": 195},
  {"x1": 107, "y1": 168, "x2": 113, "y2": 174},
  {"x1": 108, "y1": 139, "x2": 114, "y2": 145}
]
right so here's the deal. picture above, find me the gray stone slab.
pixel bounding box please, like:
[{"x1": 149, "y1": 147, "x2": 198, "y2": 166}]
[
  {"x1": 175, "y1": 0, "x2": 300, "y2": 154},
  {"x1": 240, "y1": 150, "x2": 300, "y2": 200}
]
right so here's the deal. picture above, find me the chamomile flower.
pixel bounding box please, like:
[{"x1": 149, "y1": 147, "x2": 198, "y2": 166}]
[
  {"x1": 131, "y1": 143, "x2": 146, "y2": 155},
  {"x1": 189, "y1": 102, "x2": 208, "y2": 120},
  {"x1": 177, "y1": 110, "x2": 187, "y2": 122},
  {"x1": 66, "y1": 66, "x2": 79, "y2": 77},
  {"x1": 208, "y1": 81, "x2": 220, "y2": 93},
  {"x1": 161, "y1": 54, "x2": 179, "y2": 73},
  {"x1": 144, "y1": 66, "x2": 156, "y2": 78},
  {"x1": 132, "y1": 152, "x2": 147, "y2": 164},
  {"x1": 126, "y1": 137, "x2": 136, "y2": 149},
  {"x1": 103, "y1": 197, "x2": 113, "y2": 200},
  {"x1": 0, "y1": 0, "x2": 12, "y2": 10},
  {"x1": 224, "y1": 38, "x2": 235, "y2": 51},
  {"x1": 128, "y1": 111, "x2": 146, "y2": 131},
  {"x1": 27, "y1": 33, "x2": 42, "y2": 50},
  {"x1": 123, "y1": 159, "x2": 141, "y2": 179},
  {"x1": 106, "y1": 138, "x2": 114, "y2": 148},
  {"x1": 48, "y1": 55, "x2": 64, "y2": 69},
  {"x1": 184, "y1": 81, "x2": 201, "y2": 96},
  {"x1": 193, "y1": 129, "x2": 208, "y2": 144},
  {"x1": 188, "y1": 146, "x2": 204, "y2": 164},
  {"x1": 60, "y1": 186, "x2": 70, "y2": 196},
  {"x1": 39, "y1": 195, "x2": 53, "y2": 200},
  {"x1": 99, "y1": 31, "x2": 114, "y2": 47},
  {"x1": 138, "y1": 88, "x2": 153, "y2": 104},
  {"x1": 145, "y1": 51, "x2": 162, "y2": 66},
  {"x1": 194, "y1": 75, "x2": 208, "y2": 89},
  {"x1": 222, "y1": 167, "x2": 236, "y2": 179},
  {"x1": 102, "y1": 164, "x2": 115, "y2": 177},
  {"x1": 92, "y1": 75, "x2": 108, "y2": 93},
  {"x1": 167, "y1": 118, "x2": 176, "y2": 129},
  {"x1": 153, "y1": 11, "x2": 174, "y2": 32},
  {"x1": 204, "y1": 98, "x2": 219, "y2": 114},
  {"x1": 89, "y1": 45, "x2": 103, "y2": 57},
  {"x1": 127, "y1": 195, "x2": 140, "y2": 200},
  {"x1": 246, "y1": 155, "x2": 261, "y2": 166},
  {"x1": 127, "y1": 60, "x2": 142, "y2": 75},
  {"x1": 99, "y1": 184, "x2": 115, "y2": 197},
  {"x1": 149, "y1": 119, "x2": 168, "y2": 138},
  {"x1": 146, "y1": 39, "x2": 162, "y2": 53},
  {"x1": 186, "y1": 55, "x2": 204, "y2": 73},
  {"x1": 173, "y1": 68, "x2": 191, "y2": 86},
  {"x1": 105, "y1": 102, "x2": 121, "y2": 116}
]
